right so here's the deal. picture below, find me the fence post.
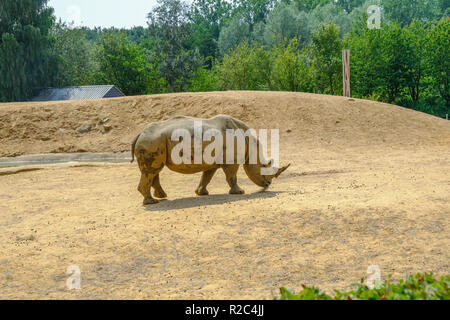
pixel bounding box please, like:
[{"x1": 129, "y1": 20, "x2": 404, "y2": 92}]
[{"x1": 342, "y1": 49, "x2": 351, "y2": 98}]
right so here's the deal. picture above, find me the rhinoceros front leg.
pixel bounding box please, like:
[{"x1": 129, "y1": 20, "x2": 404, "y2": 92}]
[
  {"x1": 138, "y1": 173, "x2": 159, "y2": 205},
  {"x1": 195, "y1": 168, "x2": 218, "y2": 196},
  {"x1": 222, "y1": 165, "x2": 245, "y2": 195},
  {"x1": 152, "y1": 174, "x2": 167, "y2": 199}
]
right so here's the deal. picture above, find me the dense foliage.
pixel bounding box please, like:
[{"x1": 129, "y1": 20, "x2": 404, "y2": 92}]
[
  {"x1": 276, "y1": 273, "x2": 450, "y2": 300},
  {"x1": 0, "y1": 0, "x2": 56, "y2": 101},
  {"x1": 0, "y1": 0, "x2": 448, "y2": 117}
]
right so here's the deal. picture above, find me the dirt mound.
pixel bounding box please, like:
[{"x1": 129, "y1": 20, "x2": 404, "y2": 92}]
[{"x1": 0, "y1": 91, "x2": 449, "y2": 157}]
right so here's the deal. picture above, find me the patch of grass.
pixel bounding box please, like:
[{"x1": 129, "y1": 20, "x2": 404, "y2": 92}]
[{"x1": 276, "y1": 273, "x2": 450, "y2": 300}]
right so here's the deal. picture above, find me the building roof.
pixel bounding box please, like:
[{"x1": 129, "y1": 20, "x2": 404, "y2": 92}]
[{"x1": 31, "y1": 85, "x2": 125, "y2": 102}]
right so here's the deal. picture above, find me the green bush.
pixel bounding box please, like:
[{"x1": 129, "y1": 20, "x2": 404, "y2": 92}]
[
  {"x1": 276, "y1": 273, "x2": 450, "y2": 300},
  {"x1": 189, "y1": 66, "x2": 219, "y2": 92},
  {"x1": 397, "y1": 97, "x2": 449, "y2": 119}
]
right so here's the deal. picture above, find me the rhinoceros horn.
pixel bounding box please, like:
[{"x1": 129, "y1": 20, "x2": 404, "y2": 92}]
[
  {"x1": 273, "y1": 164, "x2": 291, "y2": 178},
  {"x1": 244, "y1": 163, "x2": 291, "y2": 188}
]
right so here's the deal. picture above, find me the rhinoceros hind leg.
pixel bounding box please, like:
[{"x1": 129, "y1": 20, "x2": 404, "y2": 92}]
[
  {"x1": 195, "y1": 168, "x2": 218, "y2": 196},
  {"x1": 152, "y1": 174, "x2": 167, "y2": 199},
  {"x1": 138, "y1": 173, "x2": 159, "y2": 205},
  {"x1": 222, "y1": 165, "x2": 245, "y2": 195}
]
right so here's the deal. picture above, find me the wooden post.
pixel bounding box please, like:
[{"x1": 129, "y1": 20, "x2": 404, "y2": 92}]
[
  {"x1": 342, "y1": 49, "x2": 351, "y2": 98},
  {"x1": 446, "y1": 114, "x2": 448, "y2": 120}
]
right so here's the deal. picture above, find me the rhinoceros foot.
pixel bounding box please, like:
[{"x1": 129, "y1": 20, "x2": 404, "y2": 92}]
[
  {"x1": 154, "y1": 189, "x2": 168, "y2": 199},
  {"x1": 229, "y1": 186, "x2": 245, "y2": 195},
  {"x1": 195, "y1": 187, "x2": 209, "y2": 196},
  {"x1": 143, "y1": 197, "x2": 159, "y2": 205}
]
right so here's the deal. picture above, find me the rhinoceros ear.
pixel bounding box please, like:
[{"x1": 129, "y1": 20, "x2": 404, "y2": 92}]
[{"x1": 274, "y1": 164, "x2": 291, "y2": 178}]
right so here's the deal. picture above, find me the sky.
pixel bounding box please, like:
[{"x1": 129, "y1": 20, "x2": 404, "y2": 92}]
[{"x1": 48, "y1": 0, "x2": 159, "y2": 28}]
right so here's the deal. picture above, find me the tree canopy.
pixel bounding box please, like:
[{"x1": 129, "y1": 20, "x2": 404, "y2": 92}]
[
  {"x1": 0, "y1": 0, "x2": 56, "y2": 101},
  {"x1": 0, "y1": 0, "x2": 448, "y2": 118}
]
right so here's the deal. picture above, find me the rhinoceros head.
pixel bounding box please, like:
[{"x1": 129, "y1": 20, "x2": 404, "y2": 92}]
[{"x1": 244, "y1": 162, "x2": 290, "y2": 190}]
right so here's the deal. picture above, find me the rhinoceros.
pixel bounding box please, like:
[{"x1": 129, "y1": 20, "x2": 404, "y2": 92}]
[{"x1": 131, "y1": 115, "x2": 290, "y2": 205}]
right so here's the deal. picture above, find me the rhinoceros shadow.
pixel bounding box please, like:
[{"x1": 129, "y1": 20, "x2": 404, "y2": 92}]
[{"x1": 144, "y1": 191, "x2": 285, "y2": 212}]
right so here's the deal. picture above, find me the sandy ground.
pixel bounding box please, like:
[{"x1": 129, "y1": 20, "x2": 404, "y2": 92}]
[
  {"x1": 0, "y1": 92, "x2": 449, "y2": 299},
  {"x1": 0, "y1": 144, "x2": 449, "y2": 299}
]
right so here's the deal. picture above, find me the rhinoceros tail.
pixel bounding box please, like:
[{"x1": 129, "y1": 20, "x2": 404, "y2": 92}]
[{"x1": 130, "y1": 133, "x2": 141, "y2": 163}]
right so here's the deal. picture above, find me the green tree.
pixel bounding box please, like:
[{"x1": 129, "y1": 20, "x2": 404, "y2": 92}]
[
  {"x1": 95, "y1": 31, "x2": 160, "y2": 95},
  {"x1": 348, "y1": 0, "x2": 387, "y2": 28},
  {"x1": 52, "y1": 23, "x2": 96, "y2": 87},
  {"x1": 79, "y1": 26, "x2": 103, "y2": 43},
  {"x1": 383, "y1": 0, "x2": 444, "y2": 26},
  {"x1": 218, "y1": 14, "x2": 251, "y2": 55},
  {"x1": 271, "y1": 37, "x2": 313, "y2": 92},
  {"x1": 188, "y1": 66, "x2": 219, "y2": 92},
  {"x1": 263, "y1": 2, "x2": 311, "y2": 46},
  {"x1": 292, "y1": 0, "x2": 330, "y2": 12},
  {"x1": 215, "y1": 41, "x2": 271, "y2": 90},
  {"x1": 231, "y1": 0, "x2": 277, "y2": 31},
  {"x1": 188, "y1": 0, "x2": 232, "y2": 62},
  {"x1": 311, "y1": 23, "x2": 343, "y2": 95},
  {"x1": 347, "y1": 20, "x2": 418, "y2": 103},
  {"x1": 427, "y1": 17, "x2": 450, "y2": 106},
  {"x1": 309, "y1": 2, "x2": 352, "y2": 37},
  {"x1": 335, "y1": 0, "x2": 366, "y2": 13},
  {"x1": 346, "y1": 19, "x2": 385, "y2": 99},
  {"x1": 251, "y1": 45, "x2": 274, "y2": 89},
  {"x1": 0, "y1": 0, "x2": 56, "y2": 101},
  {"x1": 404, "y1": 20, "x2": 427, "y2": 101},
  {"x1": 381, "y1": 23, "x2": 414, "y2": 102},
  {"x1": 148, "y1": 0, "x2": 202, "y2": 92},
  {"x1": 125, "y1": 26, "x2": 152, "y2": 45}
]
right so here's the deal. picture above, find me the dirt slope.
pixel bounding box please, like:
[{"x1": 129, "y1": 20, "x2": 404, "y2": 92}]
[{"x1": 1, "y1": 91, "x2": 449, "y2": 157}]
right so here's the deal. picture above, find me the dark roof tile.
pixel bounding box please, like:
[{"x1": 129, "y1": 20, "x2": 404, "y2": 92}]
[{"x1": 31, "y1": 85, "x2": 125, "y2": 101}]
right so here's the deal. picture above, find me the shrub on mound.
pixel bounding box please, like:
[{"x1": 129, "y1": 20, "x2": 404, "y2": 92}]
[{"x1": 276, "y1": 273, "x2": 449, "y2": 300}]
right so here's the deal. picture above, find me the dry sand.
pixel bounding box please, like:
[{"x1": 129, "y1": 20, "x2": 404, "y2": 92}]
[{"x1": 0, "y1": 91, "x2": 449, "y2": 299}]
